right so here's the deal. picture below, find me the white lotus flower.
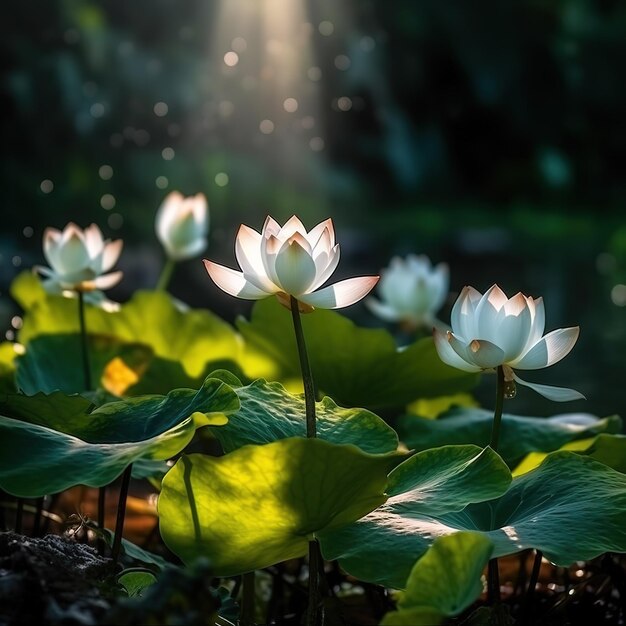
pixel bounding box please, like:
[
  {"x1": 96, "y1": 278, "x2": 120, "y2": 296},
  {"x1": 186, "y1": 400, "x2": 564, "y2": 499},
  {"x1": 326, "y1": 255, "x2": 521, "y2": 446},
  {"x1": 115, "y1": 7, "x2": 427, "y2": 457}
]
[
  {"x1": 156, "y1": 191, "x2": 209, "y2": 261},
  {"x1": 35, "y1": 223, "x2": 123, "y2": 296},
  {"x1": 367, "y1": 254, "x2": 448, "y2": 328},
  {"x1": 433, "y1": 284, "x2": 583, "y2": 401},
  {"x1": 203, "y1": 215, "x2": 379, "y2": 311}
]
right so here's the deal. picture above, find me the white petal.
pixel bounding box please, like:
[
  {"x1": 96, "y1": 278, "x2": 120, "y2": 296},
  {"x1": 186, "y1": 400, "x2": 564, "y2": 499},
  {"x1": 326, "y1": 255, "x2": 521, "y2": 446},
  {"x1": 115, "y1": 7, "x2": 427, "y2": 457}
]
[
  {"x1": 298, "y1": 276, "x2": 379, "y2": 309},
  {"x1": 84, "y1": 224, "x2": 105, "y2": 257},
  {"x1": 510, "y1": 326, "x2": 580, "y2": 370},
  {"x1": 57, "y1": 230, "x2": 90, "y2": 273},
  {"x1": 261, "y1": 215, "x2": 281, "y2": 238},
  {"x1": 260, "y1": 234, "x2": 282, "y2": 287},
  {"x1": 433, "y1": 329, "x2": 481, "y2": 372},
  {"x1": 525, "y1": 296, "x2": 545, "y2": 349},
  {"x1": 101, "y1": 239, "x2": 123, "y2": 272},
  {"x1": 277, "y1": 215, "x2": 307, "y2": 241},
  {"x1": 156, "y1": 192, "x2": 184, "y2": 243},
  {"x1": 449, "y1": 334, "x2": 505, "y2": 369},
  {"x1": 450, "y1": 286, "x2": 482, "y2": 338},
  {"x1": 484, "y1": 284, "x2": 508, "y2": 311},
  {"x1": 310, "y1": 244, "x2": 340, "y2": 291},
  {"x1": 474, "y1": 286, "x2": 507, "y2": 341},
  {"x1": 511, "y1": 371, "x2": 585, "y2": 402},
  {"x1": 43, "y1": 227, "x2": 63, "y2": 270},
  {"x1": 273, "y1": 237, "x2": 317, "y2": 295},
  {"x1": 366, "y1": 297, "x2": 402, "y2": 322},
  {"x1": 203, "y1": 260, "x2": 270, "y2": 300},
  {"x1": 92, "y1": 271, "x2": 124, "y2": 290},
  {"x1": 235, "y1": 225, "x2": 275, "y2": 290},
  {"x1": 307, "y1": 218, "x2": 335, "y2": 249},
  {"x1": 494, "y1": 293, "x2": 532, "y2": 360}
]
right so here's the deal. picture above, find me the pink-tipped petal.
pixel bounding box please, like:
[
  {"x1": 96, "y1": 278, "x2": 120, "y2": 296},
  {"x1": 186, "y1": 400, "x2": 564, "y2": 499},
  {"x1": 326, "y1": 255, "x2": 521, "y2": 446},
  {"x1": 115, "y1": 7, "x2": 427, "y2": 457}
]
[
  {"x1": 511, "y1": 371, "x2": 585, "y2": 402},
  {"x1": 84, "y1": 224, "x2": 104, "y2": 257},
  {"x1": 277, "y1": 215, "x2": 307, "y2": 241},
  {"x1": 92, "y1": 271, "x2": 124, "y2": 291},
  {"x1": 235, "y1": 225, "x2": 275, "y2": 290},
  {"x1": 101, "y1": 239, "x2": 123, "y2": 272},
  {"x1": 510, "y1": 326, "x2": 580, "y2": 370},
  {"x1": 433, "y1": 329, "x2": 482, "y2": 372},
  {"x1": 484, "y1": 284, "x2": 508, "y2": 311},
  {"x1": 298, "y1": 275, "x2": 379, "y2": 309},
  {"x1": 43, "y1": 228, "x2": 62, "y2": 268},
  {"x1": 203, "y1": 260, "x2": 270, "y2": 300}
]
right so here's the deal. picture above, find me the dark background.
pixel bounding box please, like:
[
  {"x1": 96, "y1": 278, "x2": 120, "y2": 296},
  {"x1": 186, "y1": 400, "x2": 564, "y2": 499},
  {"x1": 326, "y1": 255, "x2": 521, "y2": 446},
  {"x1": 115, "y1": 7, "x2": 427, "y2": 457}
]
[{"x1": 1, "y1": 0, "x2": 625, "y2": 417}]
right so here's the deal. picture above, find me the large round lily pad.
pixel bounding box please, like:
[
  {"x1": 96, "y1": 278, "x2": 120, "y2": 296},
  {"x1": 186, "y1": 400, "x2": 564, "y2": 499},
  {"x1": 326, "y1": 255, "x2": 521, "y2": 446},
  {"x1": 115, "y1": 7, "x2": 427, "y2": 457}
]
[{"x1": 158, "y1": 437, "x2": 404, "y2": 576}]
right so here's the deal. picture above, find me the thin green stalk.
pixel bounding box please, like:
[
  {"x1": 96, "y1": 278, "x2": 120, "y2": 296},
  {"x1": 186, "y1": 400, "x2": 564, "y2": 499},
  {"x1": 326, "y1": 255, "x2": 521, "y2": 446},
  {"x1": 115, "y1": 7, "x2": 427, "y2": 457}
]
[
  {"x1": 289, "y1": 296, "x2": 323, "y2": 624},
  {"x1": 156, "y1": 258, "x2": 175, "y2": 291},
  {"x1": 289, "y1": 296, "x2": 316, "y2": 438},
  {"x1": 240, "y1": 571, "x2": 256, "y2": 625},
  {"x1": 522, "y1": 550, "x2": 543, "y2": 624},
  {"x1": 306, "y1": 539, "x2": 323, "y2": 626},
  {"x1": 77, "y1": 290, "x2": 92, "y2": 391},
  {"x1": 488, "y1": 365, "x2": 506, "y2": 605},
  {"x1": 111, "y1": 464, "x2": 133, "y2": 566},
  {"x1": 97, "y1": 487, "x2": 106, "y2": 555},
  {"x1": 33, "y1": 496, "x2": 44, "y2": 536},
  {"x1": 489, "y1": 365, "x2": 505, "y2": 450}
]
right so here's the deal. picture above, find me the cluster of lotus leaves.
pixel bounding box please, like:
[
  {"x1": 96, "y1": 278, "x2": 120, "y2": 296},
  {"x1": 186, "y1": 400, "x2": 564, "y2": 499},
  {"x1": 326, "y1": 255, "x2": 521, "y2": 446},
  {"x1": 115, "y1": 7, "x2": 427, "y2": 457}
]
[{"x1": 1, "y1": 271, "x2": 625, "y2": 594}]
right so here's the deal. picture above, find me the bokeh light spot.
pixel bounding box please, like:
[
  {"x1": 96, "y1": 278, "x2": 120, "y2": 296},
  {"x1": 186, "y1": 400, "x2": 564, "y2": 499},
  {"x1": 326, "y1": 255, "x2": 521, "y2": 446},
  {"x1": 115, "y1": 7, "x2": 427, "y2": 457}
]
[
  {"x1": 99, "y1": 165, "x2": 113, "y2": 180},
  {"x1": 215, "y1": 172, "x2": 229, "y2": 187},
  {"x1": 156, "y1": 176, "x2": 169, "y2": 189},
  {"x1": 318, "y1": 21, "x2": 334, "y2": 36},
  {"x1": 224, "y1": 51, "x2": 239, "y2": 67},
  {"x1": 100, "y1": 194, "x2": 116, "y2": 210},
  {"x1": 153, "y1": 102, "x2": 169, "y2": 117},
  {"x1": 283, "y1": 98, "x2": 299, "y2": 113},
  {"x1": 260, "y1": 119, "x2": 275, "y2": 134},
  {"x1": 40, "y1": 179, "x2": 54, "y2": 193}
]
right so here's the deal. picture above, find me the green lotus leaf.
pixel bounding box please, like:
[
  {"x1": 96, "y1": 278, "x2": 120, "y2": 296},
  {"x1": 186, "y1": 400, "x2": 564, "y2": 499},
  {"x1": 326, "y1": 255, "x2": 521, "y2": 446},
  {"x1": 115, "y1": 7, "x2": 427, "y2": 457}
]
[
  {"x1": 158, "y1": 438, "x2": 403, "y2": 576},
  {"x1": 236, "y1": 298, "x2": 479, "y2": 410},
  {"x1": 13, "y1": 272, "x2": 274, "y2": 383},
  {"x1": 398, "y1": 407, "x2": 621, "y2": 467},
  {"x1": 514, "y1": 433, "x2": 626, "y2": 476},
  {"x1": 381, "y1": 532, "x2": 493, "y2": 625},
  {"x1": 207, "y1": 375, "x2": 399, "y2": 454},
  {"x1": 322, "y1": 451, "x2": 626, "y2": 589},
  {"x1": 0, "y1": 377, "x2": 239, "y2": 497}
]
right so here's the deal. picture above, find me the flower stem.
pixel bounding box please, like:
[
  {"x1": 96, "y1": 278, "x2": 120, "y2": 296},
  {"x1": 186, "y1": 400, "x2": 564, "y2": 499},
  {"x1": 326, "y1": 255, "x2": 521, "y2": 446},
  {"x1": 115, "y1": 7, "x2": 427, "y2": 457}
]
[
  {"x1": 97, "y1": 487, "x2": 106, "y2": 555},
  {"x1": 522, "y1": 549, "x2": 543, "y2": 624},
  {"x1": 240, "y1": 571, "x2": 256, "y2": 625},
  {"x1": 289, "y1": 296, "x2": 316, "y2": 438},
  {"x1": 156, "y1": 258, "x2": 175, "y2": 292},
  {"x1": 488, "y1": 365, "x2": 506, "y2": 605},
  {"x1": 77, "y1": 291, "x2": 92, "y2": 391},
  {"x1": 111, "y1": 464, "x2": 133, "y2": 566},
  {"x1": 306, "y1": 539, "x2": 323, "y2": 626},
  {"x1": 489, "y1": 365, "x2": 505, "y2": 450}
]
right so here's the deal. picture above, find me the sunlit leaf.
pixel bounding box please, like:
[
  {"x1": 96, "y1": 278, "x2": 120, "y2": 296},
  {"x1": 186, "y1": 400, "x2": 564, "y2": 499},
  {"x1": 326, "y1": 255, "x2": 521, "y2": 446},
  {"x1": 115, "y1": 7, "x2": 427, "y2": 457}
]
[
  {"x1": 514, "y1": 433, "x2": 626, "y2": 476},
  {"x1": 158, "y1": 438, "x2": 403, "y2": 576},
  {"x1": 13, "y1": 272, "x2": 275, "y2": 386},
  {"x1": 398, "y1": 407, "x2": 621, "y2": 467},
  {"x1": 237, "y1": 298, "x2": 479, "y2": 410},
  {"x1": 0, "y1": 377, "x2": 239, "y2": 497},
  {"x1": 207, "y1": 373, "x2": 399, "y2": 454},
  {"x1": 406, "y1": 393, "x2": 478, "y2": 419},
  {"x1": 381, "y1": 532, "x2": 493, "y2": 625},
  {"x1": 322, "y1": 451, "x2": 626, "y2": 589}
]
